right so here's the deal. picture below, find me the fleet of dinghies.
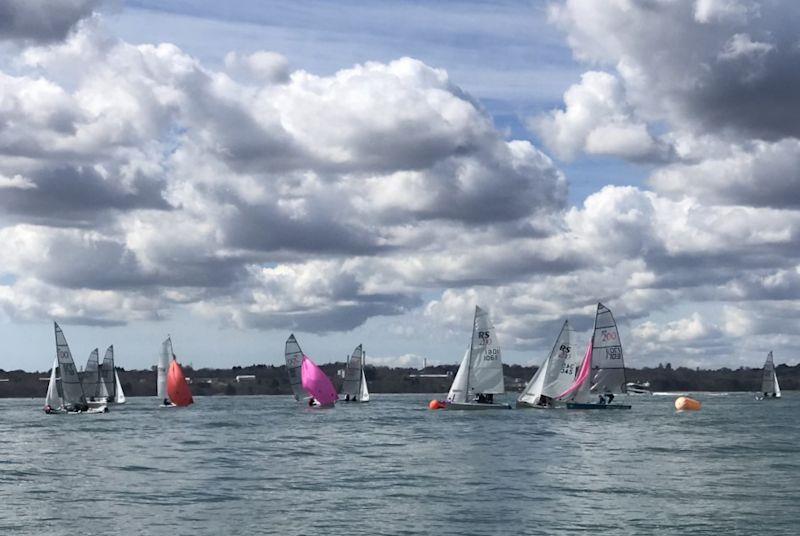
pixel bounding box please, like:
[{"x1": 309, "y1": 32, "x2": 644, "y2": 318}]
[
  {"x1": 42, "y1": 305, "x2": 787, "y2": 412},
  {"x1": 44, "y1": 322, "x2": 108, "y2": 414}
]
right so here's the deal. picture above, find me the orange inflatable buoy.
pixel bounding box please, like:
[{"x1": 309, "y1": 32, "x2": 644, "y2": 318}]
[
  {"x1": 675, "y1": 396, "x2": 701, "y2": 411},
  {"x1": 429, "y1": 399, "x2": 445, "y2": 410}
]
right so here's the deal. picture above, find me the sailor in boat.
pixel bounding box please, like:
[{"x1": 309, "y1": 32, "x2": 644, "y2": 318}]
[
  {"x1": 536, "y1": 395, "x2": 553, "y2": 408},
  {"x1": 597, "y1": 394, "x2": 607, "y2": 405},
  {"x1": 162, "y1": 398, "x2": 172, "y2": 406},
  {"x1": 606, "y1": 393, "x2": 615, "y2": 404},
  {"x1": 475, "y1": 393, "x2": 494, "y2": 404},
  {"x1": 308, "y1": 397, "x2": 316, "y2": 407},
  {"x1": 44, "y1": 404, "x2": 54, "y2": 414},
  {"x1": 352, "y1": 395, "x2": 358, "y2": 402},
  {"x1": 345, "y1": 394, "x2": 350, "y2": 401}
]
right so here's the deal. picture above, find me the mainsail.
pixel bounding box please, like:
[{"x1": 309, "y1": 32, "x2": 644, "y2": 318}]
[
  {"x1": 285, "y1": 334, "x2": 308, "y2": 401},
  {"x1": 557, "y1": 338, "x2": 594, "y2": 404},
  {"x1": 518, "y1": 320, "x2": 574, "y2": 406},
  {"x1": 589, "y1": 303, "x2": 627, "y2": 394},
  {"x1": 761, "y1": 351, "x2": 782, "y2": 397},
  {"x1": 100, "y1": 345, "x2": 116, "y2": 400},
  {"x1": 82, "y1": 348, "x2": 100, "y2": 399},
  {"x1": 54, "y1": 322, "x2": 87, "y2": 408},
  {"x1": 301, "y1": 356, "x2": 338, "y2": 406},
  {"x1": 342, "y1": 345, "x2": 363, "y2": 397},
  {"x1": 157, "y1": 337, "x2": 171, "y2": 400},
  {"x1": 466, "y1": 306, "x2": 505, "y2": 397}
]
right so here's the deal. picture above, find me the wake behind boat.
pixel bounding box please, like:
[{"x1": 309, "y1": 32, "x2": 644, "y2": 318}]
[
  {"x1": 432, "y1": 306, "x2": 511, "y2": 410},
  {"x1": 557, "y1": 303, "x2": 631, "y2": 410}
]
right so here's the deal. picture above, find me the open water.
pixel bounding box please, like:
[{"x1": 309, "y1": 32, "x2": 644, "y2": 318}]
[{"x1": 1, "y1": 392, "x2": 797, "y2": 535}]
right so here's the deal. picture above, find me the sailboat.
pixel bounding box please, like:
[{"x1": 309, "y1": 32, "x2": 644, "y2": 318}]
[
  {"x1": 556, "y1": 303, "x2": 631, "y2": 410},
  {"x1": 439, "y1": 306, "x2": 511, "y2": 410},
  {"x1": 44, "y1": 322, "x2": 108, "y2": 414},
  {"x1": 285, "y1": 334, "x2": 338, "y2": 407},
  {"x1": 285, "y1": 334, "x2": 308, "y2": 402},
  {"x1": 82, "y1": 348, "x2": 101, "y2": 402},
  {"x1": 517, "y1": 320, "x2": 576, "y2": 408},
  {"x1": 158, "y1": 336, "x2": 193, "y2": 407},
  {"x1": 341, "y1": 344, "x2": 370, "y2": 402},
  {"x1": 757, "y1": 351, "x2": 782, "y2": 400}
]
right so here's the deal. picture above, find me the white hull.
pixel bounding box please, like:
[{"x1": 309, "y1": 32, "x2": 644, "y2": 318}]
[{"x1": 445, "y1": 401, "x2": 512, "y2": 410}]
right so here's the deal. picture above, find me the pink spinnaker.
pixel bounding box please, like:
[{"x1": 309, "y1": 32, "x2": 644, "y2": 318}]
[
  {"x1": 301, "y1": 355, "x2": 338, "y2": 406},
  {"x1": 556, "y1": 338, "x2": 593, "y2": 400}
]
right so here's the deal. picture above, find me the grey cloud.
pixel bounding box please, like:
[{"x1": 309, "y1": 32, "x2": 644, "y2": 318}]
[
  {"x1": 0, "y1": 166, "x2": 169, "y2": 227},
  {"x1": 0, "y1": 0, "x2": 100, "y2": 43}
]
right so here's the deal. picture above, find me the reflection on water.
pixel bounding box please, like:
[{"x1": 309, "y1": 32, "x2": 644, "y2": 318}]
[{"x1": 1, "y1": 393, "x2": 798, "y2": 535}]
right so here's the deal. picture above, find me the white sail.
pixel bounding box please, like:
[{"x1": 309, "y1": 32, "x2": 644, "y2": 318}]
[
  {"x1": 590, "y1": 303, "x2": 627, "y2": 394},
  {"x1": 54, "y1": 322, "x2": 87, "y2": 408},
  {"x1": 761, "y1": 351, "x2": 781, "y2": 397},
  {"x1": 342, "y1": 344, "x2": 363, "y2": 397},
  {"x1": 446, "y1": 348, "x2": 470, "y2": 403},
  {"x1": 466, "y1": 306, "x2": 505, "y2": 396},
  {"x1": 157, "y1": 337, "x2": 171, "y2": 400},
  {"x1": 359, "y1": 368, "x2": 370, "y2": 402},
  {"x1": 518, "y1": 320, "x2": 574, "y2": 405},
  {"x1": 114, "y1": 371, "x2": 127, "y2": 404},
  {"x1": 285, "y1": 334, "x2": 308, "y2": 401},
  {"x1": 45, "y1": 357, "x2": 61, "y2": 408}
]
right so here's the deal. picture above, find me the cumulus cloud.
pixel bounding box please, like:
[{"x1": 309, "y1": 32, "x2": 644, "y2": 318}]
[{"x1": 533, "y1": 71, "x2": 669, "y2": 162}]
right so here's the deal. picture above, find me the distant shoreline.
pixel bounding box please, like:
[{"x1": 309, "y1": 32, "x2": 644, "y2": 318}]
[{"x1": 2, "y1": 362, "x2": 797, "y2": 398}]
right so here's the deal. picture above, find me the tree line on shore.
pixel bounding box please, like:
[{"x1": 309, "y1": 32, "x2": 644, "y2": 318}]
[{"x1": 1, "y1": 361, "x2": 797, "y2": 398}]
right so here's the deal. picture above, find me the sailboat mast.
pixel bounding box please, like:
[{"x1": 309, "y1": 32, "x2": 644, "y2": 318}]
[{"x1": 464, "y1": 306, "x2": 478, "y2": 400}]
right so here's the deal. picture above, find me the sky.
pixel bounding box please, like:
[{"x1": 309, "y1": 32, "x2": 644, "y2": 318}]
[{"x1": 1, "y1": 0, "x2": 799, "y2": 372}]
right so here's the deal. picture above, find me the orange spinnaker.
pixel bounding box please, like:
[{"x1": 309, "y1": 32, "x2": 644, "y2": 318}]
[{"x1": 167, "y1": 359, "x2": 194, "y2": 407}]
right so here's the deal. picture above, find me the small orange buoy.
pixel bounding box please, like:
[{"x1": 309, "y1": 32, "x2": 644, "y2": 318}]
[
  {"x1": 675, "y1": 396, "x2": 701, "y2": 411},
  {"x1": 429, "y1": 399, "x2": 445, "y2": 410}
]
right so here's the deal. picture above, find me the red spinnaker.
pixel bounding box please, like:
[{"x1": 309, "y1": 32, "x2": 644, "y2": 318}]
[{"x1": 167, "y1": 359, "x2": 194, "y2": 407}]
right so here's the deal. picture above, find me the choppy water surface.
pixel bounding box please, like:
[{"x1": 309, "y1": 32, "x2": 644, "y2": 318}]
[{"x1": 1, "y1": 392, "x2": 798, "y2": 535}]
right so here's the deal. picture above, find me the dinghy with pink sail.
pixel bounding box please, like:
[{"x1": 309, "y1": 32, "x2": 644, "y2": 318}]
[
  {"x1": 557, "y1": 303, "x2": 631, "y2": 410},
  {"x1": 301, "y1": 355, "x2": 338, "y2": 408}
]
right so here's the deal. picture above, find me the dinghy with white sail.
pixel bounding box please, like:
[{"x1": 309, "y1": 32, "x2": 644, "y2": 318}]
[
  {"x1": 557, "y1": 303, "x2": 631, "y2": 410},
  {"x1": 517, "y1": 320, "x2": 576, "y2": 408},
  {"x1": 341, "y1": 344, "x2": 370, "y2": 402},
  {"x1": 441, "y1": 306, "x2": 511, "y2": 410},
  {"x1": 757, "y1": 351, "x2": 781, "y2": 400}
]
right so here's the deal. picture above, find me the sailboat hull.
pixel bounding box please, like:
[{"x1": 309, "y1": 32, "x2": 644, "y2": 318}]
[
  {"x1": 566, "y1": 403, "x2": 631, "y2": 410},
  {"x1": 445, "y1": 401, "x2": 512, "y2": 410},
  {"x1": 515, "y1": 401, "x2": 554, "y2": 409}
]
